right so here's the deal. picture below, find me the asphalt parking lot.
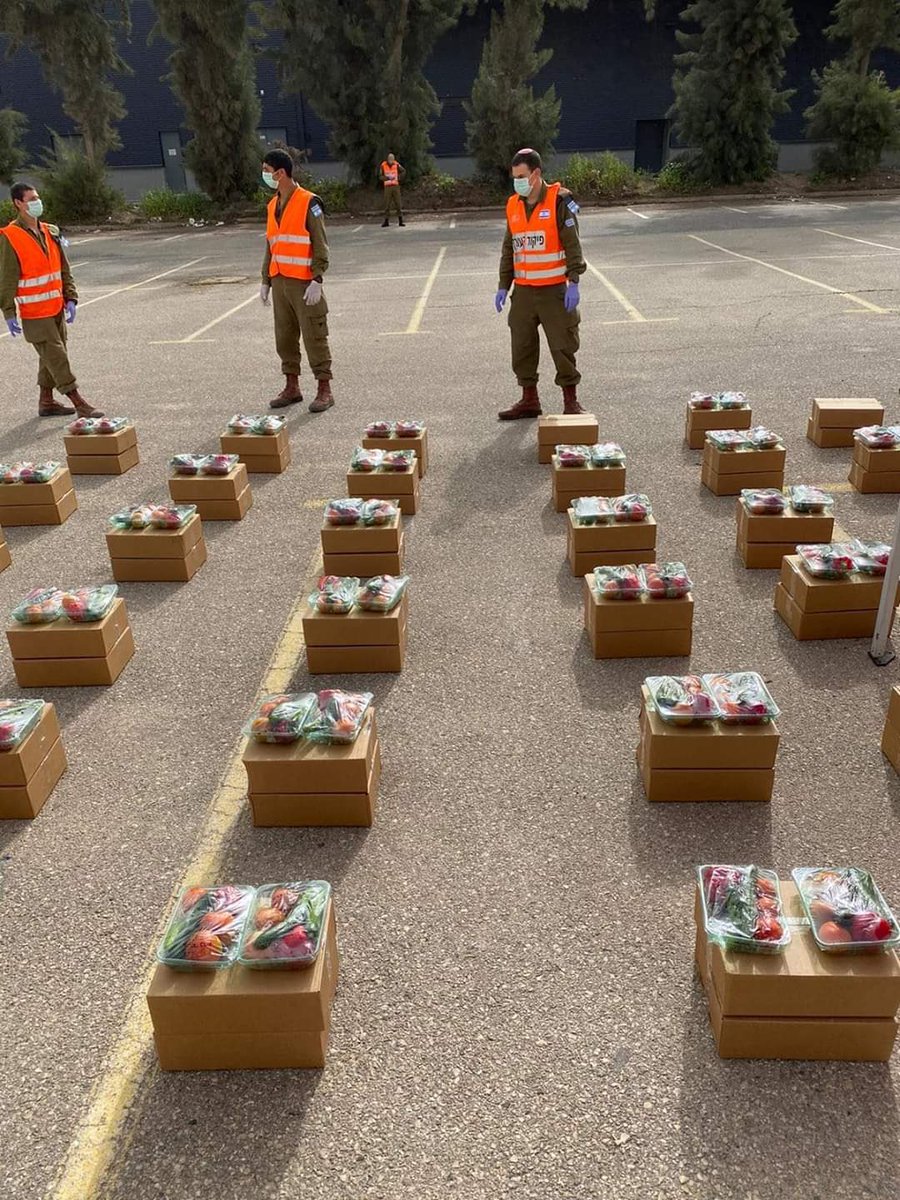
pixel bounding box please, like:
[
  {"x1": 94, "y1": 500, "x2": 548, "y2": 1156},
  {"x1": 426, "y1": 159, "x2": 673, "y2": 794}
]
[{"x1": 4, "y1": 194, "x2": 900, "y2": 1200}]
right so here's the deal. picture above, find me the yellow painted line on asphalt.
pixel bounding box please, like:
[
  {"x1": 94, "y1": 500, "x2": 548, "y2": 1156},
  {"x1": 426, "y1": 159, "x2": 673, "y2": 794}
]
[
  {"x1": 815, "y1": 228, "x2": 900, "y2": 253},
  {"x1": 687, "y1": 234, "x2": 891, "y2": 314},
  {"x1": 381, "y1": 245, "x2": 447, "y2": 335},
  {"x1": 150, "y1": 290, "x2": 258, "y2": 344},
  {"x1": 585, "y1": 260, "x2": 678, "y2": 325},
  {"x1": 46, "y1": 543, "x2": 324, "y2": 1200}
]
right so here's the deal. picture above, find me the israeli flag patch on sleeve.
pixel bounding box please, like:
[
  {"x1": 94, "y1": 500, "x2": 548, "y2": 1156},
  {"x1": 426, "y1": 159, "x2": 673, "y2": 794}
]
[
  {"x1": 567, "y1": 198, "x2": 580, "y2": 214},
  {"x1": 311, "y1": 204, "x2": 323, "y2": 217},
  {"x1": 565, "y1": 218, "x2": 575, "y2": 227}
]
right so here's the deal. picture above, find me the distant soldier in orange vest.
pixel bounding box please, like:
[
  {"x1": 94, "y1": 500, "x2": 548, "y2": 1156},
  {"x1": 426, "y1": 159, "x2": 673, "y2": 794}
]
[
  {"x1": 0, "y1": 181, "x2": 103, "y2": 417},
  {"x1": 494, "y1": 148, "x2": 586, "y2": 420},
  {"x1": 379, "y1": 154, "x2": 406, "y2": 228},
  {"x1": 259, "y1": 149, "x2": 334, "y2": 412}
]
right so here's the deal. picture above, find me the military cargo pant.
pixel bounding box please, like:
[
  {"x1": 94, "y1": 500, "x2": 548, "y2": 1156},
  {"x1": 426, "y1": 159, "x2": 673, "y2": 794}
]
[
  {"x1": 508, "y1": 283, "x2": 581, "y2": 388},
  {"x1": 384, "y1": 187, "x2": 403, "y2": 221},
  {"x1": 23, "y1": 311, "x2": 77, "y2": 394},
  {"x1": 271, "y1": 275, "x2": 333, "y2": 381}
]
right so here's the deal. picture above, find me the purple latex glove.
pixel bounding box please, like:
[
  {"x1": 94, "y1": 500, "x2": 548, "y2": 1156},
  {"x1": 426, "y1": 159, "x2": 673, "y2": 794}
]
[
  {"x1": 5, "y1": 316, "x2": 21, "y2": 337},
  {"x1": 564, "y1": 281, "x2": 580, "y2": 312},
  {"x1": 494, "y1": 288, "x2": 508, "y2": 313},
  {"x1": 65, "y1": 300, "x2": 77, "y2": 324}
]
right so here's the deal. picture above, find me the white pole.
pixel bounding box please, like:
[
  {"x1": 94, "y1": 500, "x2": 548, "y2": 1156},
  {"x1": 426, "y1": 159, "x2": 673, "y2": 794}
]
[{"x1": 869, "y1": 499, "x2": 900, "y2": 665}]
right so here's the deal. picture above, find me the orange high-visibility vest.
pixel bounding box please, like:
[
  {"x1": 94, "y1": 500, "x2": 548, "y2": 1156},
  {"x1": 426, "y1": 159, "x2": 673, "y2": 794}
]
[
  {"x1": 0, "y1": 222, "x2": 64, "y2": 319},
  {"x1": 381, "y1": 161, "x2": 399, "y2": 186},
  {"x1": 505, "y1": 182, "x2": 567, "y2": 287},
  {"x1": 266, "y1": 187, "x2": 314, "y2": 280}
]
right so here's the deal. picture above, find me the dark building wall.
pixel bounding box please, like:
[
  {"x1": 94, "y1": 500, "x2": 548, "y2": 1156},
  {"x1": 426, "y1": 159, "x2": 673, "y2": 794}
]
[{"x1": 2, "y1": 0, "x2": 900, "y2": 171}]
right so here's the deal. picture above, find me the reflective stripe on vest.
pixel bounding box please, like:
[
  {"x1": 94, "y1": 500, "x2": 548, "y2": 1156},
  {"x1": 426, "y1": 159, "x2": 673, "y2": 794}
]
[
  {"x1": 265, "y1": 188, "x2": 314, "y2": 281},
  {"x1": 382, "y1": 161, "x2": 399, "y2": 186},
  {"x1": 505, "y1": 182, "x2": 567, "y2": 288},
  {"x1": 1, "y1": 222, "x2": 66, "y2": 319}
]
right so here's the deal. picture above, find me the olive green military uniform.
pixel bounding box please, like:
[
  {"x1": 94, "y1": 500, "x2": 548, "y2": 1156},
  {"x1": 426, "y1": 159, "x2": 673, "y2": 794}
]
[
  {"x1": 262, "y1": 189, "x2": 332, "y2": 381},
  {"x1": 498, "y1": 182, "x2": 586, "y2": 388},
  {"x1": 0, "y1": 217, "x2": 79, "y2": 394},
  {"x1": 380, "y1": 162, "x2": 406, "y2": 220}
]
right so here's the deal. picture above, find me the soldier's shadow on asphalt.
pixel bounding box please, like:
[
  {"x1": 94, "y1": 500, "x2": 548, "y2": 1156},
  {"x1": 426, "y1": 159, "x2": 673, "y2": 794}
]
[
  {"x1": 430, "y1": 424, "x2": 545, "y2": 536},
  {"x1": 679, "y1": 982, "x2": 900, "y2": 1194},
  {"x1": 624, "y1": 776, "x2": 773, "y2": 886},
  {"x1": 0, "y1": 416, "x2": 61, "y2": 459}
]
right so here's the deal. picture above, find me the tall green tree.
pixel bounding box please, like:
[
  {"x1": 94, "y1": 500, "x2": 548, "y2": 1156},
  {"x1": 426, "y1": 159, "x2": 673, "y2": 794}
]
[
  {"x1": 671, "y1": 0, "x2": 798, "y2": 184},
  {"x1": 260, "y1": 0, "x2": 466, "y2": 185},
  {"x1": 0, "y1": 108, "x2": 28, "y2": 183},
  {"x1": 805, "y1": 0, "x2": 900, "y2": 175},
  {"x1": 0, "y1": 0, "x2": 130, "y2": 165},
  {"x1": 151, "y1": 0, "x2": 261, "y2": 203}
]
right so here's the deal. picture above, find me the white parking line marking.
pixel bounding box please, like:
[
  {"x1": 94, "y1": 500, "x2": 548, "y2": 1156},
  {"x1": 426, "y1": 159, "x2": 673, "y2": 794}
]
[
  {"x1": 627, "y1": 207, "x2": 651, "y2": 220},
  {"x1": 815, "y1": 228, "x2": 900, "y2": 252},
  {"x1": 150, "y1": 291, "x2": 258, "y2": 344}
]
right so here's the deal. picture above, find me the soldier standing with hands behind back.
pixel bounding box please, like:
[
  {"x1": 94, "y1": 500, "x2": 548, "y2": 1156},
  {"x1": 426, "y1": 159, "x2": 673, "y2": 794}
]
[
  {"x1": 379, "y1": 153, "x2": 406, "y2": 228},
  {"x1": 495, "y1": 148, "x2": 586, "y2": 420}
]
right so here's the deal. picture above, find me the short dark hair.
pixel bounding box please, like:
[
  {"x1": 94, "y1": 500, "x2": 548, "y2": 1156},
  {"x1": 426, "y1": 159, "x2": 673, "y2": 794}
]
[
  {"x1": 262, "y1": 149, "x2": 293, "y2": 178},
  {"x1": 10, "y1": 182, "x2": 36, "y2": 204},
  {"x1": 511, "y1": 148, "x2": 542, "y2": 172}
]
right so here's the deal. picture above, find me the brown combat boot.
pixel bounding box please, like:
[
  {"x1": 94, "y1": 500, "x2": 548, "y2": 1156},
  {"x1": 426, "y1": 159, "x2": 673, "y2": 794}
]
[
  {"x1": 562, "y1": 385, "x2": 585, "y2": 415},
  {"x1": 38, "y1": 387, "x2": 74, "y2": 417},
  {"x1": 65, "y1": 389, "x2": 103, "y2": 418},
  {"x1": 498, "y1": 386, "x2": 542, "y2": 421},
  {"x1": 309, "y1": 379, "x2": 335, "y2": 413},
  {"x1": 270, "y1": 374, "x2": 303, "y2": 409}
]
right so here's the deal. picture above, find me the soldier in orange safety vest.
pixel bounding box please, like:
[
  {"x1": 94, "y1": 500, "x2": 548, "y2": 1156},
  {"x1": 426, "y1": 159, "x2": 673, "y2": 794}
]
[
  {"x1": 494, "y1": 148, "x2": 586, "y2": 420},
  {"x1": 379, "y1": 154, "x2": 406, "y2": 228},
  {"x1": 259, "y1": 149, "x2": 334, "y2": 412},
  {"x1": 0, "y1": 181, "x2": 103, "y2": 417}
]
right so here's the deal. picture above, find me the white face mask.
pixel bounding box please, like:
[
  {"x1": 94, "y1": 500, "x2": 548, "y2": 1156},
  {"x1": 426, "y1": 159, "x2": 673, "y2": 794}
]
[
  {"x1": 26, "y1": 198, "x2": 43, "y2": 218},
  {"x1": 262, "y1": 171, "x2": 277, "y2": 189},
  {"x1": 512, "y1": 175, "x2": 532, "y2": 197}
]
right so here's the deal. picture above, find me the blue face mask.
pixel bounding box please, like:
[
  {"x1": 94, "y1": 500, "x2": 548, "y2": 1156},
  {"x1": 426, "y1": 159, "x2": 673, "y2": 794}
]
[
  {"x1": 26, "y1": 198, "x2": 43, "y2": 218},
  {"x1": 512, "y1": 175, "x2": 532, "y2": 197},
  {"x1": 262, "y1": 171, "x2": 276, "y2": 189}
]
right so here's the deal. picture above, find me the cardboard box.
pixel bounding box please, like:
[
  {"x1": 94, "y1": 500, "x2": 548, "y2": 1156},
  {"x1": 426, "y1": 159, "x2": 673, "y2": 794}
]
[
  {"x1": 806, "y1": 417, "x2": 854, "y2": 449},
  {"x1": 348, "y1": 472, "x2": 419, "y2": 515},
  {"x1": 701, "y1": 462, "x2": 784, "y2": 497},
  {"x1": 566, "y1": 510, "x2": 657, "y2": 552},
  {"x1": 569, "y1": 547, "x2": 657, "y2": 576},
  {"x1": 0, "y1": 735, "x2": 67, "y2": 819},
  {"x1": 0, "y1": 489, "x2": 77, "y2": 526},
  {"x1": 694, "y1": 884, "x2": 900, "y2": 1019},
  {"x1": 249, "y1": 744, "x2": 381, "y2": 828},
  {"x1": 220, "y1": 426, "x2": 289, "y2": 460},
  {"x1": 0, "y1": 540, "x2": 12, "y2": 573},
  {"x1": 639, "y1": 746, "x2": 774, "y2": 802},
  {"x1": 0, "y1": 702, "x2": 61, "y2": 786},
  {"x1": 703, "y1": 444, "x2": 786, "y2": 476},
  {"x1": 188, "y1": 487, "x2": 252, "y2": 522},
  {"x1": 812, "y1": 397, "x2": 884, "y2": 429},
  {"x1": 774, "y1": 583, "x2": 880, "y2": 640},
  {"x1": 111, "y1": 538, "x2": 207, "y2": 583},
  {"x1": 0, "y1": 466, "x2": 74, "y2": 508},
  {"x1": 322, "y1": 548, "x2": 404, "y2": 577},
  {"x1": 303, "y1": 594, "x2": 407, "y2": 647},
  {"x1": 853, "y1": 442, "x2": 900, "y2": 474},
  {"x1": 736, "y1": 501, "x2": 834, "y2": 546},
  {"x1": 149, "y1": 907, "x2": 338, "y2": 1071},
  {"x1": 591, "y1": 628, "x2": 692, "y2": 660},
  {"x1": 306, "y1": 624, "x2": 406, "y2": 674},
  {"x1": 685, "y1": 405, "x2": 752, "y2": 450},
  {"x1": 107, "y1": 514, "x2": 203, "y2": 560},
  {"x1": 361, "y1": 429, "x2": 429, "y2": 477},
  {"x1": 780, "y1": 554, "x2": 893, "y2": 614},
  {"x1": 7, "y1": 597, "x2": 129, "y2": 660},
  {"x1": 169, "y1": 463, "x2": 249, "y2": 502},
  {"x1": 849, "y1": 461, "x2": 900, "y2": 493},
  {"x1": 67, "y1": 444, "x2": 140, "y2": 476},
  {"x1": 882, "y1": 721, "x2": 900, "y2": 773},
  {"x1": 738, "y1": 541, "x2": 794, "y2": 569},
  {"x1": 13, "y1": 624, "x2": 135, "y2": 687},
  {"x1": 551, "y1": 461, "x2": 626, "y2": 511},
  {"x1": 243, "y1": 709, "x2": 378, "y2": 794},
  {"x1": 639, "y1": 690, "x2": 780, "y2": 770},
  {"x1": 320, "y1": 512, "x2": 402, "y2": 555},
  {"x1": 537, "y1": 413, "x2": 599, "y2": 447},
  {"x1": 885, "y1": 684, "x2": 900, "y2": 732},
  {"x1": 584, "y1": 578, "x2": 693, "y2": 633},
  {"x1": 64, "y1": 425, "x2": 137, "y2": 457}
]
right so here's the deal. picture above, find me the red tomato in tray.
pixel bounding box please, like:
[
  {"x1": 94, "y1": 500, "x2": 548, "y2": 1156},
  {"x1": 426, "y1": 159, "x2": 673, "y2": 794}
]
[{"x1": 850, "y1": 912, "x2": 894, "y2": 943}]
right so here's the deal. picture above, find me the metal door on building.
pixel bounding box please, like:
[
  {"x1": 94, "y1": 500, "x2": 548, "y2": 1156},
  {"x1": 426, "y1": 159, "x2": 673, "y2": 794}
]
[
  {"x1": 634, "y1": 119, "x2": 670, "y2": 174},
  {"x1": 160, "y1": 132, "x2": 187, "y2": 192}
]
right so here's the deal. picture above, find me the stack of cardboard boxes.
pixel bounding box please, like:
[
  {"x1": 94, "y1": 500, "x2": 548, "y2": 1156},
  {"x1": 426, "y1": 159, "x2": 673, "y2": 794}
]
[
  {"x1": 881, "y1": 685, "x2": 900, "y2": 773},
  {"x1": 65, "y1": 422, "x2": 139, "y2": 475},
  {"x1": 0, "y1": 702, "x2": 66, "y2": 819},
  {"x1": 107, "y1": 512, "x2": 208, "y2": 582},
  {"x1": 583, "y1": 573, "x2": 693, "y2": 659},
  {"x1": 685, "y1": 402, "x2": 751, "y2": 450},
  {"x1": 303, "y1": 592, "x2": 408, "y2": 674},
  {"x1": 736, "y1": 495, "x2": 834, "y2": 569},
  {"x1": 347, "y1": 459, "x2": 419, "y2": 516},
  {"x1": 147, "y1": 904, "x2": 339, "y2": 1069},
  {"x1": 361, "y1": 427, "x2": 429, "y2": 478},
  {"x1": 168, "y1": 462, "x2": 252, "y2": 522},
  {"x1": 701, "y1": 437, "x2": 786, "y2": 497},
  {"x1": 637, "y1": 685, "x2": 779, "y2": 802},
  {"x1": 0, "y1": 528, "x2": 10, "y2": 574},
  {"x1": 243, "y1": 707, "x2": 381, "y2": 828},
  {"x1": 774, "y1": 554, "x2": 897, "y2": 640},
  {"x1": 537, "y1": 413, "x2": 599, "y2": 464},
  {"x1": 850, "y1": 437, "x2": 900, "y2": 494},
  {"x1": 808, "y1": 397, "x2": 883, "y2": 449},
  {"x1": 0, "y1": 465, "x2": 77, "y2": 526},
  {"x1": 567, "y1": 506, "x2": 657, "y2": 576},
  {"x1": 321, "y1": 507, "x2": 404, "y2": 576},
  {"x1": 220, "y1": 424, "x2": 290, "y2": 474},
  {"x1": 551, "y1": 449, "x2": 626, "y2": 513},
  {"x1": 6, "y1": 596, "x2": 134, "y2": 686},
  {"x1": 694, "y1": 882, "x2": 900, "y2": 1061}
]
